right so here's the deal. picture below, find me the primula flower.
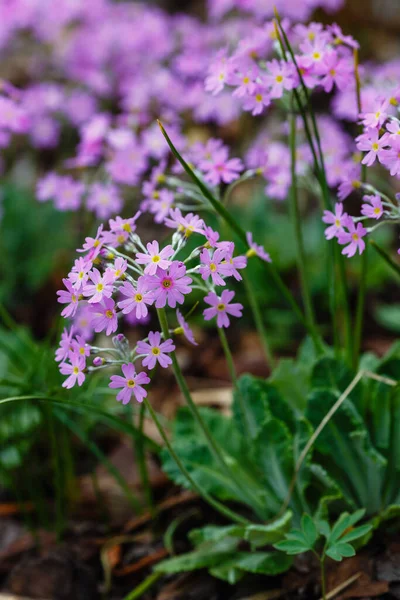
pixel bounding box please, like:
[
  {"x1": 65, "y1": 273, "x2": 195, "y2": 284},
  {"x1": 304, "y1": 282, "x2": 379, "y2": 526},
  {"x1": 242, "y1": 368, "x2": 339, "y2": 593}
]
[
  {"x1": 338, "y1": 217, "x2": 367, "y2": 257},
  {"x1": 118, "y1": 278, "x2": 154, "y2": 320},
  {"x1": 322, "y1": 203, "x2": 348, "y2": 239},
  {"x1": 356, "y1": 128, "x2": 389, "y2": 167},
  {"x1": 36, "y1": 173, "x2": 61, "y2": 202},
  {"x1": 218, "y1": 243, "x2": 248, "y2": 280},
  {"x1": 246, "y1": 232, "x2": 271, "y2": 262},
  {"x1": 57, "y1": 278, "x2": 80, "y2": 318},
  {"x1": 60, "y1": 353, "x2": 86, "y2": 389},
  {"x1": 55, "y1": 327, "x2": 75, "y2": 363},
  {"x1": 264, "y1": 60, "x2": 298, "y2": 99},
  {"x1": 361, "y1": 100, "x2": 390, "y2": 129},
  {"x1": 203, "y1": 151, "x2": 244, "y2": 187},
  {"x1": 144, "y1": 262, "x2": 192, "y2": 308},
  {"x1": 106, "y1": 257, "x2": 127, "y2": 281},
  {"x1": 315, "y1": 52, "x2": 353, "y2": 93},
  {"x1": 202, "y1": 226, "x2": 220, "y2": 248},
  {"x1": 90, "y1": 297, "x2": 118, "y2": 335},
  {"x1": 69, "y1": 257, "x2": 92, "y2": 290},
  {"x1": 203, "y1": 290, "x2": 243, "y2": 328},
  {"x1": 83, "y1": 268, "x2": 115, "y2": 303},
  {"x1": 136, "y1": 241, "x2": 174, "y2": 275},
  {"x1": 109, "y1": 363, "x2": 150, "y2": 404},
  {"x1": 54, "y1": 177, "x2": 84, "y2": 211},
  {"x1": 361, "y1": 194, "x2": 383, "y2": 219},
  {"x1": 148, "y1": 189, "x2": 174, "y2": 224},
  {"x1": 86, "y1": 182, "x2": 123, "y2": 220},
  {"x1": 205, "y1": 50, "x2": 233, "y2": 95},
  {"x1": 379, "y1": 137, "x2": 400, "y2": 177},
  {"x1": 199, "y1": 248, "x2": 227, "y2": 286},
  {"x1": 164, "y1": 209, "x2": 204, "y2": 237},
  {"x1": 243, "y1": 84, "x2": 271, "y2": 116},
  {"x1": 78, "y1": 225, "x2": 104, "y2": 260},
  {"x1": 136, "y1": 331, "x2": 175, "y2": 369},
  {"x1": 71, "y1": 335, "x2": 90, "y2": 359},
  {"x1": 175, "y1": 309, "x2": 197, "y2": 345}
]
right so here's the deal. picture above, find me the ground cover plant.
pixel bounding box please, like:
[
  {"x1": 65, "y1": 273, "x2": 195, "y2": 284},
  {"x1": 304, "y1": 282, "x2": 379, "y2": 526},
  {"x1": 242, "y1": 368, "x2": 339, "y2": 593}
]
[{"x1": 2, "y1": 1, "x2": 400, "y2": 599}]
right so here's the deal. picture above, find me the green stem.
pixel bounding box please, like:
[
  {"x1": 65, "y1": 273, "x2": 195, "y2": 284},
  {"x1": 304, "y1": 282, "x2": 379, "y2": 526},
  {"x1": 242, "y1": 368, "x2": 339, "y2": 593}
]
[
  {"x1": 320, "y1": 557, "x2": 327, "y2": 600},
  {"x1": 144, "y1": 397, "x2": 249, "y2": 525},
  {"x1": 243, "y1": 272, "x2": 275, "y2": 369},
  {"x1": 353, "y1": 49, "x2": 367, "y2": 369},
  {"x1": 157, "y1": 308, "x2": 265, "y2": 518},
  {"x1": 289, "y1": 101, "x2": 322, "y2": 352},
  {"x1": 370, "y1": 239, "x2": 400, "y2": 279},
  {"x1": 122, "y1": 572, "x2": 163, "y2": 600},
  {"x1": 136, "y1": 403, "x2": 155, "y2": 517}
]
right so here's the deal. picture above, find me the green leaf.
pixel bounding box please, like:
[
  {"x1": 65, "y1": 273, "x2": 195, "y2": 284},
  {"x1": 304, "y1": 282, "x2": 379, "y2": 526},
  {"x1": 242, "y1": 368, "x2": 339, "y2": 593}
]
[
  {"x1": 234, "y1": 551, "x2": 292, "y2": 575},
  {"x1": 375, "y1": 304, "x2": 400, "y2": 333},
  {"x1": 274, "y1": 539, "x2": 309, "y2": 555},
  {"x1": 155, "y1": 538, "x2": 238, "y2": 574},
  {"x1": 301, "y1": 514, "x2": 318, "y2": 547},
  {"x1": 244, "y1": 511, "x2": 293, "y2": 548},
  {"x1": 269, "y1": 358, "x2": 310, "y2": 412},
  {"x1": 326, "y1": 542, "x2": 355, "y2": 561},
  {"x1": 339, "y1": 524, "x2": 372, "y2": 543},
  {"x1": 232, "y1": 374, "x2": 270, "y2": 440}
]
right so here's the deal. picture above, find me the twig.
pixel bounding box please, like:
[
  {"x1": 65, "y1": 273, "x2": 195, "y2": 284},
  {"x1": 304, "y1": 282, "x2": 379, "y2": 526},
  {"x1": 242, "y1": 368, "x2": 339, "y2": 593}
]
[{"x1": 318, "y1": 572, "x2": 362, "y2": 600}]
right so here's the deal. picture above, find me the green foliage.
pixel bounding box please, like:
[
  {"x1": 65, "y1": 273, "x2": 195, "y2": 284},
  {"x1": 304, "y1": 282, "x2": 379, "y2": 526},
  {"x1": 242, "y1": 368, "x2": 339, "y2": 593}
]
[
  {"x1": 275, "y1": 510, "x2": 372, "y2": 563},
  {"x1": 159, "y1": 343, "x2": 400, "y2": 582}
]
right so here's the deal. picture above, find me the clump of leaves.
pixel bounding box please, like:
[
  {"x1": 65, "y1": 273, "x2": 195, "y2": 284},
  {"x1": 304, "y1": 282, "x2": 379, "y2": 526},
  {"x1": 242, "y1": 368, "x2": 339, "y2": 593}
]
[
  {"x1": 275, "y1": 511, "x2": 372, "y2": 599},
  {"x1": 157, "y1": 340, "x2": 400, "y2": 584}
]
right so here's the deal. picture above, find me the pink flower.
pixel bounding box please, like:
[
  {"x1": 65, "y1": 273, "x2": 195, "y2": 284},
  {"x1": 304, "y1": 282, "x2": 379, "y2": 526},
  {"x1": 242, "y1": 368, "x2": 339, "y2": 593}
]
[
  {"x1": 109, "y1": 363, "x2": 150, "y2": 404},
  {"x1": 148, "y1": 189, "x2": 174, "y2": 224},
  {"x1": 55, "y1": 327, "x2": 75, "y2": 363},
  {"x1": 264, "y1": 60, "x2": 298, "y2": 99},
  {"x1": 361, "y1": 100, "x2": 390, "y2": 129},
  {"x1": 117, "y1": 278, "x2": 154, "y2": 320},
  {"x1": 176, "y1": 309, "x2": 197, "y2": 345},
  {"x1": 315, "y1": 52, "x2": 353, "y2": 93},
  {"x1": 106, "y1": 257, "x2": 127, "y2": 281},
  {"x1": 164, "y1": 208, "x2": 205, "y2": 237},
  {"x1": 144, "y1": 262, "x2": 192, "y2": 309},
  {"x1": 57, "y1": 278, "x2": 80, "y2": 318},
  {"x1": 136, "y1": 241, "x2": 174, "y2": 275},
  {"x1": 379, "y1": 137, "x2": 400, "y2": 177},
  {"x1": 205, "y1": 50, "x2": 233, "y2": 95},
  {"x1": 199, "y1": 248, "x2": 227, "y2": 286},
  {"x1": 218, "y1": 243, "x2": 248, "y2": 281},
  {"x1": 338, "y1": 217, "x2": 367, "y2": 257},
  {"x1": 90, "y1": 297, "x2": 118, "y2": 335},
  {"x1": 71, "y1": 334, "x2": 91, "y2": 359},
  {"x1": 243, "y1": 84, "x2": 271, "y2": 116},
  {"x1": 361, "y1": 194, "x2": 383, "y2": 219},
  {"x1": 60, "y1": 353, "x2": 86, "y2": 389},
  {"x1": 83, "y1": 268, "x2": 115, "y2": 304},
  {"x1": 136, "y1": 331, "x2": 175, "y2": 369},
  {"x1": 246, "y1": 232, "x2": 271, "y2": 262},
  {"x1": 202, "y1": 226, "x2": 220, "y2": 248},
  {"x1": 86, "y1": 182, "x2": 123, "y2": 220},
  {"x1": 356, "y1": 128, "x2": 389, "y2": 167},
  {"x1": 203, "y1": 290, "x2": 243, "y2": 328},
  {"x1": 322, "y1": 203, "x2": 348, "y2": 239},
  {"x1": 77, "y1": 225, "x2": 104, "y2": 260},
  {"x1": 69, "y1": 257, "x2": 92, "y2": 290}
]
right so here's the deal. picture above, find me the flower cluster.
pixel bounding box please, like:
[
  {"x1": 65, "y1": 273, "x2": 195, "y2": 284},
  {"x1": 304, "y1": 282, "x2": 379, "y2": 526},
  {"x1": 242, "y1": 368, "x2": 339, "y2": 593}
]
[{"x1": 56, "y1": 211, "x2": 270, "y2": 402}]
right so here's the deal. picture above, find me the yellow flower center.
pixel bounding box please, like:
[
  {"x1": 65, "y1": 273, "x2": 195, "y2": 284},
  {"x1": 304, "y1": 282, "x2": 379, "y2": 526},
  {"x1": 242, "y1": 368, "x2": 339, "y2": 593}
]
[
  {"x1": 217, "y1": 303, "x2": 225, "y2": 311},
  {"x1": 105, "y1": 310, "x2": 114, "y2": 319},
  {"x1": 255, "y1": 93, "x2": 263, "y2": 102},
  {"x1": 122, "y1": 223, "x2": 131, "y2": 232},
  {"x1": 79, "y1": 347, "x2": 85, "y2": 355},
  {"x1": 329, "y1": 69, "x2": 336, "y2": 76},
  {"x1": 352, "y1": 233, "x2": 359, "y2": 241},
  {"x1": 73, "y1": 367, "x2": 79, "y2": 375},
  {"x1": 390, "y1": 97, "x2": 398, "y2": 107},
  {"x1": 127, "y1": 379, "x2": 135, "y2": 388},
  {"x1": 156, "y1": 174, "x2": 166, "y2": 183},
  {"x1": 372, "y1": 143, "x2": 379, "y2": 151},
  {"x1": 96, "y1": 283, "x2": 104, "y2": 292},
  {"x1": 117, "y1": 234, "x2": 125, "y2": 244},
  {"x1": 162, "y1": 279, "x2": 172, "y2": 288},
  {"x1": 352, "y1": 180, "x2": 361, "y2": 189},
  {"x1": 335, "y1": 219, "x2": 341, "y2": 227},
  {"x1": 135, "y1": 293, "x2": 143, "y2": 302},
  {"x1": 152, "y1": 347, "x2": 161, "y2": 355},
  {"x1": 312, "y1": 52, "x2": 321, "y2": 60},
  {"x1": 93, "y1": 240, "x2": 100, "y2": 248},
  {"x1": 308, "y1": 32, "x2": 315, "y2": 41},
  {"x1": 374, "y1": 207, "x2": 381, "y2": 214},
  {"x1": 71, "y1": 294, "x2": 77, "y2": 302},
  {"x1": 275, "y1": 75, "x2": 283, "y2": 83},
  {"x1": 152, "y1": 255, "x2": 161, "y2": 263},
  {"x1": 375, "y1": 111, "x2": 381, "y2": 119},
  {"x1": 78, "y1": 271, "x2": 84, "y2": 279},
  {"x1": 246, "y1": 248, "x2": 257, "y2": 258},
  {"x1": 210, "y1": 263, "x2": 217, "y2": 272},
  {"x1": 243, "y1": 76, "x2": 250, "y2": 84}
]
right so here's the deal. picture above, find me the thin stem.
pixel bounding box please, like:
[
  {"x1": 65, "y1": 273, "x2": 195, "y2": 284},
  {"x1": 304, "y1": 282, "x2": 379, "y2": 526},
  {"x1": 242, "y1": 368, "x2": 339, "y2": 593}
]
[
  {"x1": 144, "y1": 397, "x2": 249, "y2": 525},
  {"x1": 157, "y1": 308, "x2": 266, "y2": 518},
  {"x1": 243, "y1": 272, "x2": 275, "y2": 369},
  {"x1": 320, "y1": 557, "x2": 327, "y2": 600},
  {"x1": 353, "y1": 49, "x2": 367, "y2": 369},
  {"x1": 122, "y1": 572, "x2": 163, "y2": 600},
  {"x1": 289, "y1": 101, "x2": 322, "y2": 352},
  {"x1": 135, "y1": 403, "x2": 155, "y2": 517},
  {"x1": 370, "y1": 239, "x2": 400, "y2": 279}
]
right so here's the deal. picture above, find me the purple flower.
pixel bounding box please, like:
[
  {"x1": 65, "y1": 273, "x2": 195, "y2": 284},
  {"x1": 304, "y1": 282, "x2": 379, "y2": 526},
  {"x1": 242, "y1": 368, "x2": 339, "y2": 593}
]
[
  {"x1": 69, "y1": 257, "x2": 92, "y2": 290},
  {"x1": 71, "y1": 335, "x2": 90, "y2": 359},
  {"x1": 356, "y1": 128, "x2": 389, "y2": 167},
  {"x1": 136, "y1": 331, "x2": 175, "y2": 369},
  {"x1": 361, "y1": 194, "x2": 383, "y2": 219},
  {"x1": 144, "y1": 262, "x2": 192, "y2": 309},
  {"x1": 246, "y1": 232, "x2": 271, "y2": 262},
  {"x1": 90, "y1": 297, "x2": 118, "y2": 336},
  {"x1": 83, "y1": 268, "x2": 115, "y2": 304},
  {"x1": 57, "y1": 278, "x2": 80, "y2": 318},
  {"x1": 199, "y1": 248, "x2": 227, "y2": 286},
  {"x1": 176, "y1": 309, "x2": 197, "y2": 345},
  {"x1": 77, "y1": 225, "x2": 104, "y2": 260},
  {"x1": 109, "y1": 363, "x2": 150, "y2": 404},
  {"x1": 36, "y1": 173, "x2": 61, "y2": 202},
  {"x1": 322, "y1": 203, "x2": 348, "y2": 239},
  {"x1": 55, "y1": 326, "x2": 75, "y2": 363},
  {"x1": 243, "y1": 84, "x2": 271, "y2": 116},
  {"x1": 53, "y1": 176, "x2": 84, "y2": 211},
  {"x1": 361, "y1": 100, "x2": 390, "y2": 129},
  {"x1": 379, "y1": 137, "x2": 400, "y2": 177},
  {"x1": 203, "y1": 290, "x2": 243, "y2": 328},
  {"x1": 136, "y1": 241, "x2": 174, "y2": 275},
  {"x1": 164, "y1": 208, "x2": 205, "y2": 237},
  {"x1": 338, "y1": 217, "x2": 367, "y2": 257},
  {"x1": 86, "y1": 182, "x2": 123, "y2": 220},
  {"x1": 106, "y1": 257, "x2": 127, "y2": 281},
  {"x1": 117, "y1": 278, "x2": 154, "y2": 319},
  {"x1": 264, "y1": 59, "x2": 298, "y2": 99},
  {"x1": 60, "y1": 353, "x2": 86, "y2": 389}
]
